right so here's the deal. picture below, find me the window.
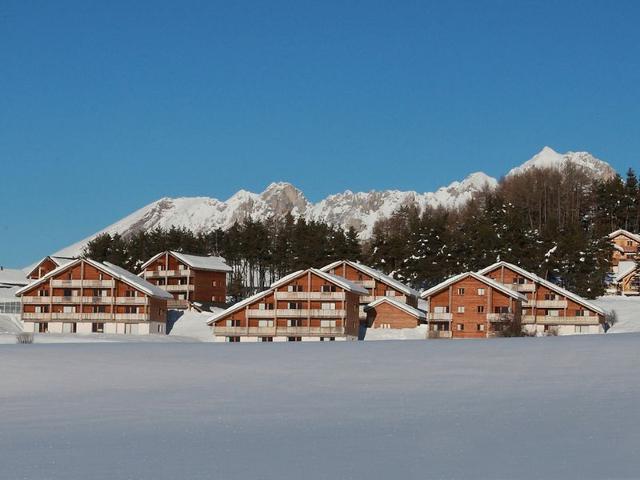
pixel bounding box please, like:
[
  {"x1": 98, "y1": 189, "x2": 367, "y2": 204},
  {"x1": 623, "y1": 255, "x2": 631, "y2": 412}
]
[
  {"x1": 457, "y1": 306, "x2": 465, "y2": 313},
  {"x1": 62, "y1": 306, "x2": 76, "y2": 313},
  {"x1": 627, "y1": 240, "x2": 633, "y2": 247},
  {"x1": 320, "y1": 337, "x2": 336, "y2": 341},
  {"x1": 62, "y1": 323, "x2": 76, "y2": 333},
  {"x1": 227, "y1": 336, "x2": 241, "y2": 342},
  {"x1": 178, "y1": 264, "x2": 186, "y2": 271},
  {"x1": 320, "y1": 319, "x2": 337, "y2": 328},
  {"x1": 494, "y1": 306, "x2": 510, "y2": 314},
  {"x1": 434, "y1": 306, "x2": 449, "y2": 313},
  {"x1": 63, "y1": 289, "x2": 72, "y2": 297},
  {"x1": 575, "y1": 325, "x2": 589, "y2": 333},
  {"x1": 321, "y1": 303, "x2": 336, "y2": 310},
  {"x1": 385, "y1": 290, "x2": 397, "y2": 296},
  {"x1": 477, "y1": 324, "x2": 485, "y2": 332},
  {"x1": 544, "y1": 293, "x2": 558, "y2": 301},
  {"x1": 158, "y1": 279, "x2": 166, "y2": 286},
  {"x1": 576, "y1": 309, "x2": 585, "y2": 317},
  {"x1": 38, "y1": 322, "x2": 49, "y2": 333},
  {"x1": 257, "y1": 302, "x2": 274, "y2": 311},
  {"x1": 477, "y1": 288, "x2": 485, "y2": 296},
  {"x1": 287, "y1": 319, "x2": 303, "y2": 327},
  {"x1": 547, "y1": 309, "x2": 560, "y2": 317},
  {"x1": 260, "y1": 337, "x2": 273, "y2": 342},
  {"x1": 287, "y1": 284, "x2": 303, "y2": 292},
  {"x1": 39, "y1": 289, "x2": 47, "y2": 297},
  {"x1": 125, "y1": 290, "x2": 136, "y2": 297},
  {"x1": 456, "y1": 324, "x2": 464, "y2": 331},
  {"x1": 321, "y1": 284, "x2": 337, "y2": 293},
  {"x1": 212, "y1": 281, "x2": 217, "y2": 287},
  {"x1": 92, "y1": 322, "x2": 104, "y2": 333},
  {"x1": 226, "y1": 319, "x2": 241, "y2": 327},
  {"x1": 288, "y1": 302, "x2": 302, "y2": 310},
  {"x1": 92, "y1": 306, "x2": 106, "y2": 313},
  {"x1": 178, "y1": 278, "x2": 188, "y2": 285},
  {"x1": 477, "y1": 305, "x2": 485, "y2": 313},
  {"x1": 457, "y1": 288, "x2": 465, "y2": 295},
  {"x1": 258, "y1": 320, "x2": 273, "y2": 328},
  {"x1": 287, "y1": 336, "x2": 302, "y2": 342}
]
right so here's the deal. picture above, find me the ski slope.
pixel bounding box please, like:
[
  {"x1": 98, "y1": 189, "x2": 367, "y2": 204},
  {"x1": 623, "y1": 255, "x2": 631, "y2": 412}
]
[{"x1": 1, "y1": 335, "x2": 639, "y2": 479}]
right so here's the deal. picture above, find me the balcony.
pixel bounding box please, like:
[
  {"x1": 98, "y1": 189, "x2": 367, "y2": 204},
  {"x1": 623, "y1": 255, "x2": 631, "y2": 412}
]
[
  {"x1": 50, "y1": 279, "x2": 115, "y2": 288},
  {"x1": 22, "y1": 296, "x2": 51, "y2": 304},
  {"x1": 427, "y1": 312, "x2": 452, "y2": 321},
  {"x1": 23, "y1": 312, "x2": 52, "y2": 320},
  {"x1": 115, "y1": 297, "x2": 149, "y2": 305},
  {"x1": 214, "y1": 326, "x2": 345, "y2": 337},
  {"x1": 512, "y1": 283, "x2": 536, "y2": 292},
  {"x1": 427, "y1": 330, "x2": 452, "y2": 339},
  {"x1": 526, "y1": 299, "x2": 568, "y2": 308},
  {"x1": 115, "y1": 313, "x2": 149, "y2": 321},
  {"x1": 523, "y1": 315, "x2": 600, "y2": 325},
  {"x1": 142, "y1": 269, "x2": 191, "y2": 278},
  {"x1": 275, "y1": 309, "x2": 346, "y2": 318},
  {"x1": 52, "y1": 296, "x2": 115, "y2": 304},
  {"x1": 486, "y1": 313, "x2": 515, "y2": 322},
  {"x1": 246, "y1": 309, "x2": 277, "y2": 318},
  {"x1": 164, "y1": 284, "x2": 194, "y2": 292},
  {"x1": 352, "y1": 280, "x2": 375, "y2": 289},
  {"x1": 274, "y1": 291, "x2": 346, "y2": 301},
  {"x1": 361, "y1": 295, "x2": 407, "y2": 304}
]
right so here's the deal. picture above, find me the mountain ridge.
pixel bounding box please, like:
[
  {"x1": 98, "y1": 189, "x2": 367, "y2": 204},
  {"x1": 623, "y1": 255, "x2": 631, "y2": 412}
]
[{"x1": 52, "y1": 147, "x2": 616, "y2": 259}]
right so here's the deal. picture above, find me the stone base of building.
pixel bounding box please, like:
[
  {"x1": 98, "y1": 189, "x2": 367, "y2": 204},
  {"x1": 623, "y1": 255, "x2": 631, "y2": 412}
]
[{"x1": 22, "y1": 321, "x2": 167, "y2": 335}]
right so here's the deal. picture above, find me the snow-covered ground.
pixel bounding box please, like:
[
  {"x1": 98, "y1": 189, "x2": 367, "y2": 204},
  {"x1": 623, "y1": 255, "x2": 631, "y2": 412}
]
[
  {"x1": 593, "y1": 296, "x2": 640, "y2": 333},
  {"x1": 166, "y1": 309, "x2": 220, "y2": 341},
  {"x1": 1, "y1": 335, "x2": 639, "y2": 479},
  {"x1": 363, "y1": 324, "x2": 428, "y2": 340}
]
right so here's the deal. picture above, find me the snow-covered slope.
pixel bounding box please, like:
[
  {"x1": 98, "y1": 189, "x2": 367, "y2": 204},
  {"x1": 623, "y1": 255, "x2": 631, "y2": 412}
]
[
  {"x1": 507, "y1": 146, "x2": 616, "y2": 179},
  {"x1": 53, "y1": 147, "x2": 615, "y2": 259}
]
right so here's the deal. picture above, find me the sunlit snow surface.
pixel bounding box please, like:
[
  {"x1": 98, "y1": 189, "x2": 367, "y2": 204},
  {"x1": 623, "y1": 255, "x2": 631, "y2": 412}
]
[{"x1": 1, "y1": 335, "x2": 639, "y2": 480}]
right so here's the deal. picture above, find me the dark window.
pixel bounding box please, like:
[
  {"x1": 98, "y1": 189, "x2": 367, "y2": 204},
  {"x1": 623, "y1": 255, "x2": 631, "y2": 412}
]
[
  {"x1": 260, "y1": 337, "x2": 273, "y2": 342},
  {"x1": 38, "y1": 322, "x2": 48, "y2": 333},
  {"x1": 287, "y1": 336, "x2": 302, "y2": 342},
  {"x1": 92, "y1": 322, "x2": 104, "y2": 333},
  {"x1": 228, "y1": 336, "x2": 241, "y2": 343},
  {"x1": 321, "y1": 284, "x2": 337, "y2": 293},
  {"x1": 477, "y1": 305, "x2": 485, "y2": 313}
]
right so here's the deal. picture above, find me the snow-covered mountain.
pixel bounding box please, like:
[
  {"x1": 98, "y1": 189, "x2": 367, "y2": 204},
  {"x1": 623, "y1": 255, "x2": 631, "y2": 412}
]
[{"x1": 53, "y1": 147, "x2": 615, "y2": 258}]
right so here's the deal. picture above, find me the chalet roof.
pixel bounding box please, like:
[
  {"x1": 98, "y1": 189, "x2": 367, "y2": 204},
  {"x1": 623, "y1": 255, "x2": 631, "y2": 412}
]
[
  {"x1": 608, "y1": 229, "x2": 640, "y2": 243},
  {"x1": 320, "y1": 260, "x2": 419, "y2": 297},
  {"x1": 614, "y1": 261, "x2": 637, "y2": 282},
  {"x1": 420, "y1": 271, "x2": 527, "y2": 301},
  {"x1": 271, "y1": 268, "x2": 369, "y2": 295},
  {"x1": 16, "y1": 258, "x2": 172, "y2": 300},
  {"x1": 206, "y1": 268, "x2": 368, "y2": 325},
  {"x1": 0, "y1": 268, "x2": 29, "y2": 287},
  {"x1": 477, "y1": 261, "x2": 605, "y2": 315},
  {"x1": 206, "y1": 289, "x2": 272, "y2": 325},
  {"x1": 364, "y1": 297, "x2": 426, "y2": 320},
  {"x1": 139, "y1": 251, "x2": 232, "y2": 272},
  {"x1": 23, "y1": 255, "x2": 76, "y2": 277}
]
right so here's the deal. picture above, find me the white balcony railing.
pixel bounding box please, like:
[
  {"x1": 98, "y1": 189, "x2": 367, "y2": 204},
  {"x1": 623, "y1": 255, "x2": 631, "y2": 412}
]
[
  {"x1": 427, "y1": 312, "x2": 453, "y2": 321},
  {"x1": 164, "y1": 284, "x2": 194, "y2": 292},
  {"x1": 522, "y1": 315, "x2": 599, "y2": 325},
  {"x1": 142, "y1": 269, "x2": 191, "y2": 278},
  {"x1": 512, "y1": 283, "x2": 536, "y2": 292},
  {"x1": 50, "y1": 279, "x2": 115, "y2": 288},
  {"x1": 526, "y1": 300, "x2": 568, "y2": 308},
  {"x1": 275, "y1": 309, "x2": 346, "y2": 318},
  {"x1": 214, "y1": 326, "x2": 345, "y2": 337},
  {"x1": 274, "y1": 291, "x2": 346, "y2": 301},
  {"x1": 486, "y1": 313, "x2": 515, "y2": 322},
  {"x1": 246, "y1": 309, "x2": 277, "y2": 318},
  {"x1": 361, "y1": 295, "x2": 407, "y2": 304}
]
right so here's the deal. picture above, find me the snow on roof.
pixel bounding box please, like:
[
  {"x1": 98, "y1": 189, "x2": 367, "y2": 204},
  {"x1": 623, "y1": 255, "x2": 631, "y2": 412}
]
[
  {"x1": 139, "y1": 251, "x2": 232, "y2": 272},
  {"x1": 207, "y1": 268, "x2": 368, "y2": 325},
  {"x1": 613, "y1": 244, "x2": 625, "y2": 253},
  {"x1": 608, "y1": 229, "x2": 640, "y2": 243},
  {"x1": 0, "y1": 268, "x2": 29, "y2": 287},
  {"x1": 364, "y1": 296, "x2": 426, "y2": 320},
  {"x1": 101, "y1": 261, "x2": 173, "y2": 299},
  {"x1": 320, "y1": 260, "x2": 419, "y2": 297},
  {"x1": 16, "y1": 258, "x2": 172, "y2": 300},
  {"x1": 420, "y1": 271, "x2": 527, "y2": 301},
  {"x1": 206, "y1": 289, "x2": 272, "y2": 325},
  {"x1": 477, "y1": 261, "x2": 605, "y2": 315},
  {"x1": 614, "y1": 261, "x2": 637, "y2": 282}
]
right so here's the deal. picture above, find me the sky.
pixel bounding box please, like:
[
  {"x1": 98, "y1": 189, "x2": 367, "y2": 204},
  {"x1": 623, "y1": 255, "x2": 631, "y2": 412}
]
[{"x1": 1, "y1": 0, "x2": 640, "y2": 266}]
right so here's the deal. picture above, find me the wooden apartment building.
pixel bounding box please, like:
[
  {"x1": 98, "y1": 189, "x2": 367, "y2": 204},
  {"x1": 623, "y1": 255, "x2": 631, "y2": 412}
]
[
  {"x1": 16, "y1": 258, "x2": 172, "y2": 335},
  {"x1": 364, "y1": 297, "x2": 426, "y2": 329},
  {"x1": 139, "y1": 251, "x2": 232, "y2": 309},
  {"x1": 207, "y1": 268, "x2": 367, "y2": 342},
  {"x1": 320, "y1": 260, "x2": 419, "y2": 323},
  {"x1": 608, "y1": 229, "x2": 640, "y2": 273},
  {"x1": 478, "y1": 261, "x2": 604, "y2": 335},
  {"x1": 421, "y1": 272, "x2": 526, "y2": 339}
]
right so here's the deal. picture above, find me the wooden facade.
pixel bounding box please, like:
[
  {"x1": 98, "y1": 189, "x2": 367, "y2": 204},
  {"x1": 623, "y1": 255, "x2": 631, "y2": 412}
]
[
  {"x1": 321, "y1": 260, "x2": 419, "y2": 322},
  {"x1": 140, "y1": 251, "x2": 231, "y2": 309},
  {"x1": 17, "y1": 259, "x2": 171, "y2": 335},
  {"x1": 609, "y1": 230, "x2": 640, "y2": 272},
  {"x1": 207, "y1": 268, "x2": 367, "y2": 342},
  {"x1": 478, "y1": 261, "x2": 604, "y2": 335},
  {"x1": 26, "y1": 256, "x2": 76, "y2": 280},
  {"x1": 364, "y1": 297, "x2": 425, "y2": 329},
  {"x1": 421, "y1": 272, "x2": 525, "y2": 339}
]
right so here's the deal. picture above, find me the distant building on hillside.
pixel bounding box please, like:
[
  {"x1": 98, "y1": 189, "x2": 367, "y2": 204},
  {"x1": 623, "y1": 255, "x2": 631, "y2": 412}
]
[
  {"x1": 16, "y1": 258, "x2": 171, "y2": 335},
  {"x1": 25, "y1": 255, "x2": 77, "y2": 280},
  {"x1": 608, "y1": 229, "x2": 640, "y2": 273},
  {"x1": 610, "y1": 262, "x2": 640, "y2": 296},
  {"x1": 478, "y1": 261, "x2": 604, "y2": 335},
  {"x1": 320, "y1": 260, "x2": 420, "y2": 324},
  {"x1": 207, "y1": 268, "x2": 367, "y2": 342},
  {"x1": 139, "y1": 251, "x2": 232, "y2": 309},
  {"x1": 421, "y1": 272, "x2": 526, "y2": 339}
]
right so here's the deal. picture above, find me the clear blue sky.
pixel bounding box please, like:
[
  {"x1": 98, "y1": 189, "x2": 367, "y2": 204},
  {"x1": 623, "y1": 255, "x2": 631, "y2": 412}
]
[{"x1": 1, "y1": 0, "x2": 639, "y2": 267}]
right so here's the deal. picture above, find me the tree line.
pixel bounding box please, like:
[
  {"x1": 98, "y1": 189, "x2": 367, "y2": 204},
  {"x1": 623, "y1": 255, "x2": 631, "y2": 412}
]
[{"x1": 84, "y1": 166, "x2": 640, "y2": 300}]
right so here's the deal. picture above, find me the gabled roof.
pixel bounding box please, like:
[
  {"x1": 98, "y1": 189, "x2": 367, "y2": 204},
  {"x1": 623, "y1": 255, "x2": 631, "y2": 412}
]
[
  {"x1": 24, "y1": 255, "x2": 76, "y2": 278},
  {"x1": 0, "y1": 268, "x2": 29, "y2": 287},
  {"x1": 614, "y1": 261, "x2": 637, "y2": 282},
  {"x1": 477, "y1": 261, "x2": 605, "y2": 315},
  {"x1": 364, "y1": 296, "x2": 426, "y2": 320},
  {"x1": 16, "y1": 258, "x2": 172, "y2": 300},
  {"x1": 420, "y1": 271, "x2": 527, "y2": 301},
  {"x1": 139, "y1": 251, "x2": 232, "y2": 272},
  {"x1": 320, "y1": 260, "x2": 419, "y2": 297},
  {"x1": 206, "y1": 268, "x2": 368, "y2": 325},
  {"x1": 608, "y1": 229, "x2": 640, "y2": 243}
]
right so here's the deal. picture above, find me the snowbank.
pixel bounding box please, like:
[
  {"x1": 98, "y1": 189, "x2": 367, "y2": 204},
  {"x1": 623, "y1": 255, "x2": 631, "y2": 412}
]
[
  {"x1": 593, "y1": 296, "x2": 640, "y2": 333},
  {"x1": 363, "y1": 325, "x2": 428, "y2": 340}
]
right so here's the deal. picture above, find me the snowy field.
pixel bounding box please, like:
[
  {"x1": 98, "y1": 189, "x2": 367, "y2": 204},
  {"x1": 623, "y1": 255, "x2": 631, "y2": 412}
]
[
  {"x1": 2, "y1": 335, "x2": 640, "y2": 480},
  {"x1": 593, "y1": 296, "x2": 640, "y2": 333}
]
